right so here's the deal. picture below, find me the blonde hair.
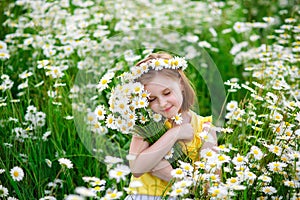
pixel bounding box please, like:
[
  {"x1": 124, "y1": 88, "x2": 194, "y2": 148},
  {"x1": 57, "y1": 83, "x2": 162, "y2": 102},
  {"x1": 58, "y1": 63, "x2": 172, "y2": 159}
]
[{"x1": 136, "y1": 52, "x2": 196, "y2": 112}]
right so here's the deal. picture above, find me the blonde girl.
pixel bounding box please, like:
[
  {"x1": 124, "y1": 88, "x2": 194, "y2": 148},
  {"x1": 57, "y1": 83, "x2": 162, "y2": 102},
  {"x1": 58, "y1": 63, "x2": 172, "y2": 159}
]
[{"x1": 125, "y1": 52, "x2": 217, "y2": 200}]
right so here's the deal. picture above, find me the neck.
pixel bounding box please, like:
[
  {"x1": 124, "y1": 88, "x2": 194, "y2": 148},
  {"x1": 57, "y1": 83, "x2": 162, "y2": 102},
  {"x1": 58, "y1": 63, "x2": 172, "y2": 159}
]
[{"x1": 169, "y1": 110, "x2": 191, "y2": 127}]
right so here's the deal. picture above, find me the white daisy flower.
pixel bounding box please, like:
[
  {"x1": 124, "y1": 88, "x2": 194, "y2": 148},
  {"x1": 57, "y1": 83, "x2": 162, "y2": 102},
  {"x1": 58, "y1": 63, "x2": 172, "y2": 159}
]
[
  {"x1": 109, "y1": 164, "x2": 131, "y2": 183},
  {"x1": 86, "y1": 111, "x2": 97, "y2": 125},
  {"x1": 267, "y1": 161, "x2": 287, "y2": 173},
  {"x1": 272, "y1": 111, "x2": 283, "y2": 121},
  {"x1": 0, "y1": 185, "x2": 9, "y2": 197},
  {"x1": 169, "y1": 187, "x2": 189, "y2": 197},
  {"x1": 200, "y1": 148, "x2": 217, "y2": 160},
  {"x1": 250, "y1": 146, "x2": 264, "y2": 160},
  {"x1": 174, "y1": 180, "x2": 193, "y2": 188},
  {"x1": 208, "y1": 186, "x2": 228, "y2": 199},
  {"x1": 179, "y1": 161, "x2": 193, "y2": 173},
  {"x1": 226, "y1": 100, "x2": 238, "y2": 111},
  {"x1": 10, "y1": 166, "x2": 25, "y2": 182},
  {"x1": 152, "y1": 113, "x2": 162, "y2": 122},
  {"x1": 172, "y1": 113, "x2": 183, "y2": 125},
  {"x1": 217, "y1": 154, "x2": 231, "y2": 164},
  {"x1": 104, "y1": 189, "x2": 123, "y2": 199},
  {"x1": 233, "y1": 21, "x2": 251, "y2": 33},
  {"x1": 268, "y1": 144, "x2": 282, "y2": 156},
  {"x1": 75, "y1": 186, "x2": 96, "y2": 197},
  {"x1": 170, "y1": 57, "x2": 181, "y2": 69},
  {"x1": 164, "y1": 148, "x2": 174, "y2": 160},
  {"x1": 258, "y1": 175, "x2": 272, "y2": 183},
  {"x1": 125, "y1": 111, "x2": 137, "y2": 122},
  {"x1": 132, "y1": 82, "x2": 144, "y2": 94},
  {"x1": 91, "y1": 179, "x2": 106, "y2": 187},
  {"x1": 46, "y1": 66, "x2": 64, "y2": 79},
  {"x1": 104, "y1": 156, "x2": 123, "y2": 164},
  {"x1": 113, "y1": 102, "x2": 128, "y2": 115},
  {"x1": 139, "y1": 62, "x2": 150, "y2": 73},
  {"x1": 37, "y1": 60, "x2": 50, "y2": 69},
  {"x1": 139, "y1": 114, "x2": 148, "y2": 124},
  {"x1": 0, "y1": 51, "x2": 10, "y2": 60},
  {"x1": 97, "y1": 72, "x2": 115, "y2": 92},
  {"x1": 0, "y1": 40, "x2": 8, "y2": 51},
  {"x1": 45, "y1": 159, "x2": 52, "y2": 168},
  {"x1": 64, "y1": 194, "x2": 85, "y2": 200},
  {"x1": 94, "y1": 105, "x2": 106, "y2": 120},
  {"x1": 131, "y1": 67, "x2": 144, "y2": 78},
  {"x1": 136, "y1": 97, "x2": 148, "y2": 108},
  {"x1": 105, "y1": 114, "x2": 116, "y2": 129},
  {"x1": 149, "y1": 59, "x2": 163, "y2": 70},
  {"x1": 261, "y1": 186, "x2": 277, "y2": 195},
  {"x1": 225, "y1": 177, "x2": 241, "y2": 187},
  {"x1": 171, "y1": 168, "x2": 186, "y2": 179},
  {"x1": 232, "y1": 154, "x2": 248, "y2": 166},
  {"x1": 19, "y1": 70, "x2": 33, "y2": 79},
  {"x1": 58, "y1": 158, "x2": 73, "y2": 169},
  {"x1": 262, "y1": 17, "x2": 275, "y2": 24}
]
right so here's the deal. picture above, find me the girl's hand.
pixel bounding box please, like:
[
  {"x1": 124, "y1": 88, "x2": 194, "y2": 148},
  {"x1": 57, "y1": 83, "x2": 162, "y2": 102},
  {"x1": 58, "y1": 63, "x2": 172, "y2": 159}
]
[{"x1": 175, "y1": 123, "x2": 194, "y2": 142}]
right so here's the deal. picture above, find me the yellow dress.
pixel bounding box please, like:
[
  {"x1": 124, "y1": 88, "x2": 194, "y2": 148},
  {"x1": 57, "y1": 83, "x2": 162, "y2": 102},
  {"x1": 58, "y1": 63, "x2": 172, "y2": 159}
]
[{"x1": 128, "y1": 111, "x2": 212, "y2": 196}]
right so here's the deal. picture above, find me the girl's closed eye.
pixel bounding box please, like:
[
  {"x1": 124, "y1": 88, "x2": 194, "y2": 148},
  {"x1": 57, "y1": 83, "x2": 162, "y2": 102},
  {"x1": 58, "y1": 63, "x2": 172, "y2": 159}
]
[
  {"x1": 148, "y1": 97, "x2": 156, "y2": 102},
  {"x1": 164, "y1": 91, "x2": 171, "y2": 96}
]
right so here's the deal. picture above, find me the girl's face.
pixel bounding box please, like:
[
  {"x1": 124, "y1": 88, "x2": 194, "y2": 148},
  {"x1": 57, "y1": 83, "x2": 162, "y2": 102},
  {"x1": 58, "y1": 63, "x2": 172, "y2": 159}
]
[{"x1": 144, "y1": 73, "x2": 183, "y2": 119}]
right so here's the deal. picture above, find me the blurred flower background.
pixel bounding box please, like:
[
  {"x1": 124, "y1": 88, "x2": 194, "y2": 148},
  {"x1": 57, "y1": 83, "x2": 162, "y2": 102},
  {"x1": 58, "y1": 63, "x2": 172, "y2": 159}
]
[{"x1": 0, "y1": 0, "x2": 299, "y2": 199}]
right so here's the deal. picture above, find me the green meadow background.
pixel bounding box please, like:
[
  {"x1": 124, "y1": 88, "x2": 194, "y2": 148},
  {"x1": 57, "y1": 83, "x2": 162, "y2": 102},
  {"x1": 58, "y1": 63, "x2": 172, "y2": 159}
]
[{"x1": 0, "y1": 0, "x2": 299, "y2": 199}]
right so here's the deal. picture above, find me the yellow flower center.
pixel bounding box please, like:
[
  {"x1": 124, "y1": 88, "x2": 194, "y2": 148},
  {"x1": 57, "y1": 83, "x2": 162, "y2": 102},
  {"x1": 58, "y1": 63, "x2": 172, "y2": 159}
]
[
  {"x1": 117, "y1": 171, "x2": 123, "y2": 176},
  {"x1": 230, "y1": 178, "x2": 237, "y2": 183},
  {"x1": 253, "y1": 150, "x2": 259, "y2": 155},
  {"x1": 88, "y1": 116, "x2": 94, "y2": 121},
  {"x1": 101, "y1": 79, "x2": 108, "y2": 85},
  {"x1": 14, "y1": 171, "x2": 19, "y2": 177},
  {"x1": 218, "y1": 155, "x2": 225, "y2": 161},
  {"x1": 206, "y1": 151, "x2": 213, "y2": 157},
  {"x1": 176, "y1": 188, "x2": 182, "y2": 194},
  {"x1": 237, "y1": 157, "x2": 243, "y2": 162}
]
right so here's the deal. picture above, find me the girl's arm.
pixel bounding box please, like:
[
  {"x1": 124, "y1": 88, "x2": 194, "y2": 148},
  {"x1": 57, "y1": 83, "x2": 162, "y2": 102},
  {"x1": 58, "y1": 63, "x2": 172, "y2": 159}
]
[
  {"x1": 150, "y1": 159, "x2": 173, "y2": 181},
  {"x1": 128, "y1": 136, "x2": 173, "y2": 180},
  {"x1": 129, "y1": 123, "x2": 193, "y2": 175}
]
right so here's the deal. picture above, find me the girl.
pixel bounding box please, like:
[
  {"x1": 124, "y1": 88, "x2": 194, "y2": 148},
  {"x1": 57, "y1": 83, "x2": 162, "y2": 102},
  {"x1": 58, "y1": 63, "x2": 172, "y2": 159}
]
[{"x1": 125, "y1": 52, "x2": 218, "y2": 200}]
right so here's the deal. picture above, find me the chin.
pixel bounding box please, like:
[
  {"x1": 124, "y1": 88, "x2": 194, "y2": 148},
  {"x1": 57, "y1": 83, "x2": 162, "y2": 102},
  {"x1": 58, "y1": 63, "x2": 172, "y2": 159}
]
[{"x1": 163, "y1": 112, "x2": 177, "y2": 119}]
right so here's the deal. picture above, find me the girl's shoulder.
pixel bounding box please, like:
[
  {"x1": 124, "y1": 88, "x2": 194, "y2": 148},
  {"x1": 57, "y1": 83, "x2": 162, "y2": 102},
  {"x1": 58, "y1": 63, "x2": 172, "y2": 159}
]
[{"x1": 189, "y1": 110, "x2": 212, "y2": 124}]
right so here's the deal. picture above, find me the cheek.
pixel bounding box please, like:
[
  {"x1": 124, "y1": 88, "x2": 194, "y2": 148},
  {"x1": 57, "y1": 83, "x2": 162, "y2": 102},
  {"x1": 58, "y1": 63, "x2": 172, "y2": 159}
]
[
  {"x1": 149, "y1": 103, "x2": 159, "y2": 112},
  {"x1": 170, "y1": 94, "x2": 182, "y2": 105}
]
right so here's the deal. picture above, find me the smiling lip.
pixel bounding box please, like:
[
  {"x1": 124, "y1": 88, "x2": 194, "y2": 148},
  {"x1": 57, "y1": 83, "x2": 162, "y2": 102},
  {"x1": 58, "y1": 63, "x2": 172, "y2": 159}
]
[{"x1": 164, "y1": 106, "x2": 173, "y2": 112}]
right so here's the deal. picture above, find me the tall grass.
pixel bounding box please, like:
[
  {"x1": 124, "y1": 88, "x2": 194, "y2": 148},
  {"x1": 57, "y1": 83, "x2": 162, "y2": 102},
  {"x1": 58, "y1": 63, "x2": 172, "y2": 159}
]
[{"x1": 0, "y1": 0, "x2": 299, "y2": 199}]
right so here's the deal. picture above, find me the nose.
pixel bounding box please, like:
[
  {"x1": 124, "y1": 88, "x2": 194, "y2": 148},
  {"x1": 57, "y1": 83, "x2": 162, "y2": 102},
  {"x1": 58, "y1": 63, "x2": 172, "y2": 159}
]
[{"x1": 158, "y1": 98, "x2": 167, "y2": 108}]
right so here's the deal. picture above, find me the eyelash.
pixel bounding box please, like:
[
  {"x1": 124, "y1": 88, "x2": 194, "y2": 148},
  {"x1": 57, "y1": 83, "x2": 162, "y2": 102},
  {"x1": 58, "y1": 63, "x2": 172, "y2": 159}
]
[{"x1": 148, "y1": 91, "x2": 171, "y2": 102}]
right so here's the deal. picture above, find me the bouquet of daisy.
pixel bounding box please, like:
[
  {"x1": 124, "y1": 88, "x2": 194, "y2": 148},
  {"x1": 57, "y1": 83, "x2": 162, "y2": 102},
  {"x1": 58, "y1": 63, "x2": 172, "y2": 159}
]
[{"x1": 94, "y1": 58, "x2": 192, "y2": 168}]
